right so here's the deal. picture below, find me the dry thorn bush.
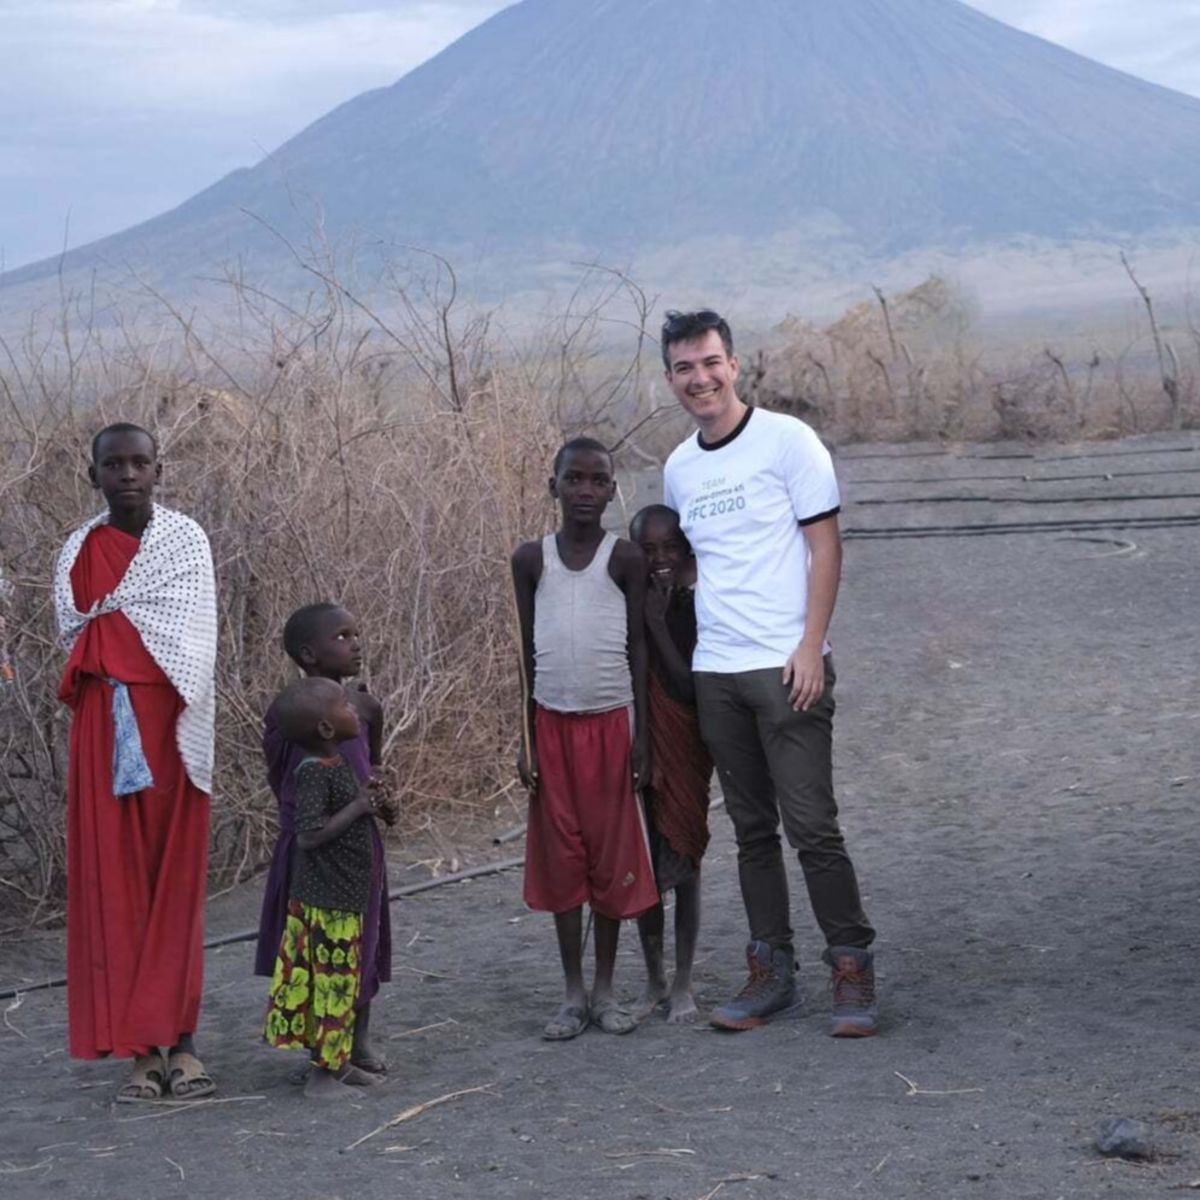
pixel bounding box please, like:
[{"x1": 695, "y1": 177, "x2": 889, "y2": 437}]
[
  {"x1": 0, "y1": 263, "x2": 574, "y2": 924},
  {"x1": 741, "y1": 276, "x2": 1200, "y2": 444},
  {"x1": 0, "y1": 258, "x2": 1194, "y2": 926}
]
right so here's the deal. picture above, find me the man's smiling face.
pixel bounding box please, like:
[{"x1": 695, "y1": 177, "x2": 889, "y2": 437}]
[{"x1": 664, "y1": 328, "x2": 741, "y2": 434}]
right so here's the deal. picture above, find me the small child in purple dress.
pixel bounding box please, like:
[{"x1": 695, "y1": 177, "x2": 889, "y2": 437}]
[
  {"x1": 255, "y1": 602, "x2": 395, "y2": 1075},
  {"x1": 263, "y1": 677, "x2": 394, "y2": 1099}
]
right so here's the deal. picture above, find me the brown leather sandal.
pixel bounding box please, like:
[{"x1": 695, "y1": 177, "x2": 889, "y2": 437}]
[
  {"x1": 166, "y1": 1051, "x2": 216, "y2": 1099},
  {"x1": 115, "y1": 1052, "x2": 167, "y2": 1104}
]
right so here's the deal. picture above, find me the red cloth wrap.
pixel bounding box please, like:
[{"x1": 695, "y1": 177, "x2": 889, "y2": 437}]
[
  {"x1": 59, "y1": 525, "x2": 210, "y2": 1059},
  {"x1": 647, "y1": 672, "x2": 712, "y2": 868},
  {"x1": 523, "y1": 705, "x2": 659, "y2": 920}
]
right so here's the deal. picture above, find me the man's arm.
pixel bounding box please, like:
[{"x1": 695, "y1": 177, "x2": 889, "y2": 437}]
[
  {"x1": 612, "y1": 539, "x2": 649, "y2": 787},
  {"x1": 511, "y1": 540, "x2": 543, "y2": 793},
  {"x1": 783, "y1": 514, "x2": 842, "y2": 711}
]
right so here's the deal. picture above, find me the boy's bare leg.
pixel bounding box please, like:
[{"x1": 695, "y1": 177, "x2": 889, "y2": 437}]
[
  {"x1": 543, "y1": 908, "x2": 589, "y2": 1039},
  {"x1": 169, "y1": 1032, "x2": 196, "y2": 1056},
  {"x1": 554, "y1": 908, "x2": 587, "y2": 1004},
  {"x1": 634, "y1": 902, "x2": 669, "y2": 1019},
  {"x1": 591, "y1": 912, "x2": 620, "y2": 1008},
  {"x1": 667, "y1": 874, "x2": 701, "y2": 1024},
  {"x1": 591, "y1": 912, "x2": 635, "y2": 1034},
  {"x1": 350, "y1": 1002, "x2": 386, "y2": 1074}
]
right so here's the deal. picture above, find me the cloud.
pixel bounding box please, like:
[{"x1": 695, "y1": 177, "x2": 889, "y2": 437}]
[
  {"x1": 176, "y1": 1, "x2": 500, "y2": 20},
  {"x1": 0, "y1": 2, "x2": 509, "y2": 118},
  {"x1": 969, "y1": 0, "x2": 1200, "y2": 98},
  {"x1": 0, "y1": 1, "x2": 511, "y2": 267}
]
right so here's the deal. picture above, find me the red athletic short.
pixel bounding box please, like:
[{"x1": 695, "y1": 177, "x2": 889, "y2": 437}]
[{"x1": 524, "y1": 705, "x2": 659, "y2": 920}]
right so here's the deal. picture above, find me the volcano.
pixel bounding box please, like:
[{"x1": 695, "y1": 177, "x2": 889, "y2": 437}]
[{"x1": 5, "y1": 0, "x2": 1200, "y2": 305}]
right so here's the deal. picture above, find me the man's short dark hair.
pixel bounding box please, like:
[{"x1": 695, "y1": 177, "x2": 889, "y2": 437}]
[
  {"x1": 91, "y1": 422, "x2": 158, "y2": 463},
  {"x1": 552, "y1": 436, "x2": 612, "y2": 477},
  {"x1": 661, "y1": 310, "x2": 734, "y2": 371},
  {"x1": 282, "y1": 602, "x2": 342, "y2": 666}
]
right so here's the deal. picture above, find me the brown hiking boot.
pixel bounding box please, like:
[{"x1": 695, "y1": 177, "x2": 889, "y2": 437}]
[
  {"x1": 827, "y1": 945, "x2": 878, "y2": 1037},
  {"x1": 710, "y1": 940, "x2": 796, "y2": 1031}
]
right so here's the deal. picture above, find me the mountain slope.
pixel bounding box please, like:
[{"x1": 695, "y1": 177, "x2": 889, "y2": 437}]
[{"x1": 5, "y1": 0, "x2": 1200, "y2": 295}]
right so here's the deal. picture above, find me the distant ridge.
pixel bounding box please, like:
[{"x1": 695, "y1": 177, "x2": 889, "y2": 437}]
[{"x1": 5, "y1": 0, "x2": 1200, "y2": 309}]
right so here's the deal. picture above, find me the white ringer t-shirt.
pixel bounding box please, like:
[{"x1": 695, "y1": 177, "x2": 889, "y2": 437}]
[{"x1": 663, "y1": 407, "x2": 840, "y2": 674}]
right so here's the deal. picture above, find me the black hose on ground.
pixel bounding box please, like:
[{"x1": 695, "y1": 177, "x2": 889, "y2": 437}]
[
  {"x1": 844, "y1": 513, "x2": 1200, "y2": 539},
  {"x1": 0, "y1": 856, "x2": 525, "y2": 1001},
  {"x1": 847, "y1": 465, "x2": 1200, "y2": 487},
  {"x1": 4, "y1": 498, "x2": 1195, "y2": 1000},
  {"x1": 853, "y1": 490, "x2": 1200, "y2": 507}
]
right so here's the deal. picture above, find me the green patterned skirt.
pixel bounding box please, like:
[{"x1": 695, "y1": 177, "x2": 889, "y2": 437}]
[{"x1": 264, "y1": 899, "x2": 362, "y2": 1071}]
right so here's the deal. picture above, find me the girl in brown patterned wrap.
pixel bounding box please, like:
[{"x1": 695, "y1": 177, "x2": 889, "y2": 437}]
[{"x1": 629, "y1": 506, "x2": 712, "y2": 1025}]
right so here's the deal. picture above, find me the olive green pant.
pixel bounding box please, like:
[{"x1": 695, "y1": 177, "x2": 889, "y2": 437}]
[{"x1": 695, "y1": 658, "x2": 874, "y2": 955}]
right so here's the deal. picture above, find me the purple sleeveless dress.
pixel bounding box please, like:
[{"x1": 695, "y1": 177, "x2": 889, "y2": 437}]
[{"x1": 254, "y1": 711, "x2": 392, "y2": 1006}]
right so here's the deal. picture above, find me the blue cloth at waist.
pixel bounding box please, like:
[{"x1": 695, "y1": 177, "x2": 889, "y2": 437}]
[{"x1": 106, "y1": 677, "x2": 155, "y2": 797}]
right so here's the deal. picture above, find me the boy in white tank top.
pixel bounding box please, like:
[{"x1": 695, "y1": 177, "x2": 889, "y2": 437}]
[{"x1": 511, "y1": 437, "x2": 659, "y2": 1040}]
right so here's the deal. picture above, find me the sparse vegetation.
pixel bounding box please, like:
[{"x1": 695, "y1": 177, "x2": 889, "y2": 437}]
[
  {"x1": 0, "y1": 260, "x2": 1195, "y2": 925},
  {"x1": 0, "y1": 261, "x2": 573, "y2": 926},
  {"x1": 743, "y1": 275, "x2": 1200, "y2": 444}
]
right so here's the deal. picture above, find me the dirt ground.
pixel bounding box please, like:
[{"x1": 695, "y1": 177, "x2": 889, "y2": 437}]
[{"x1": 1, "y1": 432, "x2": 1198, "y2": 1200}]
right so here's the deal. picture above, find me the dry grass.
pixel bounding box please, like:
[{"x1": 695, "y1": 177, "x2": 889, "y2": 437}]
[
  {"x1": 0, "y1": 260, "x2": 1194, "y2": 923},
  {"x1": 741, "y1": 276, "x2": 1200, "y2": 443},
  {"x1": 0, "y1": 262, "x2": 573, "y2": 923}
]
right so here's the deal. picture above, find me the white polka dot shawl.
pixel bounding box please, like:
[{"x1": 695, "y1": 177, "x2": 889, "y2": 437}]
[{"x1": 54, "y1": 503, "x2": 218, "y2": 794}]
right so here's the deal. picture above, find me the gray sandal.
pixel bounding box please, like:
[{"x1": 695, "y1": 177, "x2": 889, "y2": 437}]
[
  {"x1": 590, "y1": 1001, "x2": 636, "y2": 1035},
  {"x1": 543, "y1": 1003, "x2": 589, "y2": 1041},
  {"x1": 115, "y1": 1053, "x2": 167, "y2": 1104}
]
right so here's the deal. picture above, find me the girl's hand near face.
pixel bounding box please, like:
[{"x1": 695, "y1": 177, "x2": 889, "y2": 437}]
[{"x1": 645, "y1": 574, "x2": 672, "y2": 628}]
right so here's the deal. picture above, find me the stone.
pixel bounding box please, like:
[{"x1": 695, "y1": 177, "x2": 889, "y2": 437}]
[{"x1": 1095, "y1": 1118, "x2": 1153, "y2": 1160}]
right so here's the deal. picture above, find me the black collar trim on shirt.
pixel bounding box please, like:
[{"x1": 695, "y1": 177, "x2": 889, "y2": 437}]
[{"x1": 698, "y1": 405, "x2": 754, "y2": 451}]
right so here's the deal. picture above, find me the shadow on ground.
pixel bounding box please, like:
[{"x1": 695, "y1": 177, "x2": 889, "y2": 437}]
[{"x1": 1, "y1": 433, "x2": 1198, "y2": 1199}]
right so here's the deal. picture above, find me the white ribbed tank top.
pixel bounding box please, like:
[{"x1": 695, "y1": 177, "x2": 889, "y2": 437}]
[{"x1": 533, "y1": 531, "x2": 632, "y2": 713}]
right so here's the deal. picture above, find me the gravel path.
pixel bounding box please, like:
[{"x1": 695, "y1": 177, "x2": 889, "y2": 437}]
[{"x1": 1, "y1": 433, "x2": 1197, "y2": 1199}]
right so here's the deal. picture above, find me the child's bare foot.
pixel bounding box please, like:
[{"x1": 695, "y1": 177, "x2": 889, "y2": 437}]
[
  {"x1": 338, "y1": 1063, "x2": 385, "y2": 1087},
  {"x1": 349, "y1": 1040, "x2": 387, "y2": 1075},
  {"x1": 632, "y1": 982, "x2": 668, "y2": 1022},
  {"x1": 666, "y1": 988, "x2": 699, "y2": 1025},
  {"x1": 304, "y1": 1066, "x2": 357, "y2": 1101}
]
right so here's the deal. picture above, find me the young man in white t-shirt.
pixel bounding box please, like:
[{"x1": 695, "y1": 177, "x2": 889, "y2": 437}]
[{"x1": 661, "y1": 309, "x2": 877, "y2": 1036}]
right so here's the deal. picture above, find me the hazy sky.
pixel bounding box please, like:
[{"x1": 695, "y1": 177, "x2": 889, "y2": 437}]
[{"x1": 2, "y1": 1, "x2": 1198, "y2": 270}]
